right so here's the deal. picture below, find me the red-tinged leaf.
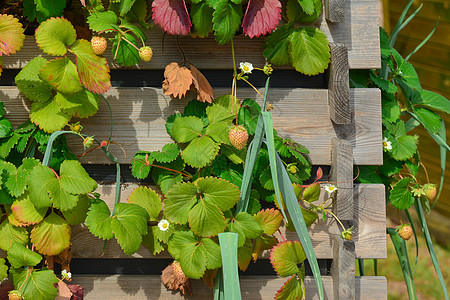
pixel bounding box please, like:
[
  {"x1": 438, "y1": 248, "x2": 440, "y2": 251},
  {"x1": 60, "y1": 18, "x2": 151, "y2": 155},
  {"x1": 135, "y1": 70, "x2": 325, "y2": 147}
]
[
  {"x1": 67, "y1": 285, "x2": 84, "y2": 300},
  {"x1": 71, "y1": 39, "x2": 111, "y2": 94},
  {"x1": 30, "y1": 212, "x2": 71, "y2": 256},
  {"x1": 0, "y1": 57, "x2": 3, "y2": 78},
  {"x1": 270, "y1": 240, "x2": 306, "y2": 277},
  {"x1": 275, "y1": 274, "x2": 304, "y2": 300},
  {"x1": 242, "y1": 0, "x2": 282, "y2": 38},
  {"x1": 316, "y1": 167, "x2": 323, "y2": 180},
  {"x1": 0, "y1": 14, "x2": 25, "y2": 56},
  {"x1": 254, "y1": 208, "x2": 283, "y2": 235},
  {"x1": 190, "y1": 65, "x2": 214, "y2": 103},
  {"x1": 252, "y1": 235, "x2": 278, "y2": 261},
  {"x1": 152, "y1": 0, "x2": 191, "y2": 35}
]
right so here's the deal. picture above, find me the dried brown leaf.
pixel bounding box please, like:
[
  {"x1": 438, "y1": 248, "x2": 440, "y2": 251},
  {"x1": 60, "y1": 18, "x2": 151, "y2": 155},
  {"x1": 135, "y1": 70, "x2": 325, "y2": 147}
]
[
  {"x1": 163, "y1": 62, "x2": 193, "y2": 99},
  {"x1": 56, "y1": 281, "x2": 73, "y2": 300},
  {"x1": 190, "y1": 65, "x2": 214, "y2": 103},
  {"x1": 161, "y1": 263, "x2": 193, "y2": 296},
  {"x1": 201, "y1": 268, "x2": 219, "y2": 289}
]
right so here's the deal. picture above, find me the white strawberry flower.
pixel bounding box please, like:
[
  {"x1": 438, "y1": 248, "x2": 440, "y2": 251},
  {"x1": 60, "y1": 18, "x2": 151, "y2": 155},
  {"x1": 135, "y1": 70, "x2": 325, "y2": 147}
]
[
  {"x1": 61, "y1": 269, "x2": 72, "y2": 280},
  {"x1": 158, "y1": 219, "x2": 170, "y2": 232},
  {"x1": 383, "y1": 137, "x2": 392, "y2": 151},
  {"x1": 323, "y1": 184, "x2": 338, "y2": 196},
  {"x1": 239, "y1": 62, "x2": 254, "y2": 74}
]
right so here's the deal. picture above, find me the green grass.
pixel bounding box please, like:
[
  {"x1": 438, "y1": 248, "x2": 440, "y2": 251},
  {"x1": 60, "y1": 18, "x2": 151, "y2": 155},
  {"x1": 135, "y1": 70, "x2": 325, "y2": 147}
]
[{"x1": 356, "y1": 223, "x2": 450, "y2": 299}]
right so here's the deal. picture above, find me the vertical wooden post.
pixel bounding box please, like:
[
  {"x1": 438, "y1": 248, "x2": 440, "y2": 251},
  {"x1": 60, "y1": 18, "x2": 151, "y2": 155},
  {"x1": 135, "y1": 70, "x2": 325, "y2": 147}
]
[
  {"x1": 330, "y1": 138, "x2": 355, "y2": 300},
  {"x1": 328, "y1": 43, "x2": 351, "y2": 125},
  {"x1": 325, "y1": 0, "x2": 346, "y2": 23}
]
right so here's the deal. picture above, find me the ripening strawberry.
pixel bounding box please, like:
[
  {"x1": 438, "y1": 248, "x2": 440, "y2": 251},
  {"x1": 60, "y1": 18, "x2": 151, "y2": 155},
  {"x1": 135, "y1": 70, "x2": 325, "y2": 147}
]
[
  {"x1": 228, "y1": 125, "x2": 248, "y2": 150},
  {"x1": 139, "y1": 46, "x2": 153, "y2": 62},
  {"x1": 8, "y1": 290, "x2": 23, "y2": 300},
  {"x1": 396, "y1": 224, "x2": 413, "y2": 241},
  {"x1": 423, "y1": 183, "x2": 437, "y2": 201},
  {"x1": 91, "y1": 36, "x2": 107, "y2": 55},
  {"x1": 172, "y1": 261, "x2": 187, "y2": 282}
]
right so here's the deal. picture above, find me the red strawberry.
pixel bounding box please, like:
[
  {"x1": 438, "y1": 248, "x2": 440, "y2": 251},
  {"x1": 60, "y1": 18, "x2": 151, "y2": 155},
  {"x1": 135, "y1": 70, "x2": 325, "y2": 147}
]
[
  {"x1": 172, "y1": 261, "x2": 187, "y2": 283},
  {"x1": 91, "y1": 36, "x2": 107, "y2": 55},
  {"x1": 8, "y1": 290, "x2": 22, "y2": 300},
  {"x1": 228, "y1": 125, "x2": 248, "y2": 150},
  {"x1": 423, "y1": 183, "x2": 437, "y2": 201},
  {"x1": 396, "y1": 224, "x2": 413, "y2": 241},
  {"x1": 139, "y1": 46, "x2": 153, "y2": 62}
]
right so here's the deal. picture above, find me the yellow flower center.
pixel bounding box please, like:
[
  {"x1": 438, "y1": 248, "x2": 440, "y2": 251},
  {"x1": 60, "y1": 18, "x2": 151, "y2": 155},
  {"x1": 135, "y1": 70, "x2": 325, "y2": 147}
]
[
  {"x1": 243, "y1": 66, "x2": 250, "y2": 72},
  {"x1": 383, "y1": 141, "x2": 388, "y2": 147},
  {"x1": 162, "y1": 223, "x2": 168, "y2": 229}
]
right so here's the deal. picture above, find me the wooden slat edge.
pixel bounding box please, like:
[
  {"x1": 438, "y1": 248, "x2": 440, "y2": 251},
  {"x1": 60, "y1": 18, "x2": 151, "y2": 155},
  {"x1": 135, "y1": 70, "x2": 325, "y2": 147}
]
[
  {"x1": 72, "y1": 275, "x2": 387, "y2": 300},
  {"x1": 70, "y1": 184, "x2": 386, "y2": 259},
  {"x1": 2, "y1": 87, "x2": 383, "y2": 165},
  {"x1": 3, "y1": 0, "x2": 381, "y2": 70},
  {"x1": 326, "y1": 0, "x2": 346, "y2": 23},
  {"x1": 328, "y1": 43, "x2": 351, "y2": 124}
]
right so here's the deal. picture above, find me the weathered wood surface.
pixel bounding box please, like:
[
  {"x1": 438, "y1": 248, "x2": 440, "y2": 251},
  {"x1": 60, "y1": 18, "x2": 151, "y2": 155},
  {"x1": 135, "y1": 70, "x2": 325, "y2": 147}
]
[
  {"x1": 331, "y1": 237, "x2": 356, "y2": 299},
  {"x1": 3, "y1": 0, "x2": 380, "y2": 70},
  {"x1": 328, "y1": 43, "x2": 351, "y2": 124},
  {"x1": 326, "y1": 0, "x2": 346, "y2": 22},
  {"x1": 70, "y1": 184, "x2": 386, "y2": 259},
  {"x1": 72, "y1": 275, "x2": 387, "y2": 300},
  {"x1": 1, "y1": 87, "x2": 382, "y2": 166}
]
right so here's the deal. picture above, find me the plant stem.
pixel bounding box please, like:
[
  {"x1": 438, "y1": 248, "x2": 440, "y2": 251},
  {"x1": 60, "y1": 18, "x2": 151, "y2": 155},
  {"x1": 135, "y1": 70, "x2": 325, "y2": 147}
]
[
  {"x1": 176, "y1": 36, "x2": 187, "y2": 65},
  {"x1": 323, "y1": 208, "x2": 346, "y2": 231},
  {"x1": 420, "y1": 162, "x2": 430, "y2": 183},
  {"x1": 231, "y1": 39, "x2": 239, "y2": 121},
  {"x1": 241, "y1": 77, "x2": 264, "y2": 100},
  {"x1": 151, "y1": 164, "x2": 193, "y2": 178}
]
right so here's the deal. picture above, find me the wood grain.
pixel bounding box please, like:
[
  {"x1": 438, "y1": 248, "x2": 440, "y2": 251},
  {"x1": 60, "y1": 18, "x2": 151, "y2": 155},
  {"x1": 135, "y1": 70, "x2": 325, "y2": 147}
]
[
  {"x1": 71, "y1": 275, "x2": 387, "y2": 300},
  {"x1": 326, "y1": 0, "x2": 346, "y2": 22},
  {"x1": 329, "y1": 43, "x2": 351, "y2": 124},
  {"x1": 331, "y1": 237, "x2": 356, "y2": 299},
  {"x1": 3, "y1": 0, "x2": 381, "y2": 70},
  {"x1": 69, "y1": 184, "x2": 386, "y2": 259},
  {"x1": 1, "y1": 87, "x2": 383, "y2": 165}
]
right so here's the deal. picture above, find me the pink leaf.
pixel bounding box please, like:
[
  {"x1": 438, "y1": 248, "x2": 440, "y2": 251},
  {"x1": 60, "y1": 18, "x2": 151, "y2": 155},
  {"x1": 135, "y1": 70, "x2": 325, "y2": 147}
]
[
  {"x1": 152, "y1": 0, "x2": 191, "y2": 35},
  {"x1": 242, "y1": 0, "x2": 282, "y2": 38},
  {"x1": 316, "y1": 167, "x2": 323, "y2": 180},
  {"x1": 79, "y1": 0, "x2": 86, "y2": 7}
]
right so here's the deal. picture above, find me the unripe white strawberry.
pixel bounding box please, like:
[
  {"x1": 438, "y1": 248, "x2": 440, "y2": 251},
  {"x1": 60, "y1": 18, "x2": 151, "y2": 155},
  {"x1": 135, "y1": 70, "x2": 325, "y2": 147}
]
[
  {"x1": 91, "y1": 36, "x2": 107, "y2": 55},
  {"x1": 228, "y1": 125, "x2": 248, "y2": 150},
  {"x1": 139, "y1": 46, "x2": 153, "y2": 62},
  {"x1": 423, "y1": 183, "x2": 437, "y2": 201},
  {"x1": 8, "y1": 290, "x2": 23, "y2": 300},
  {"x1": 396, "y1": 224, "x2": 413, "y2": 241}
]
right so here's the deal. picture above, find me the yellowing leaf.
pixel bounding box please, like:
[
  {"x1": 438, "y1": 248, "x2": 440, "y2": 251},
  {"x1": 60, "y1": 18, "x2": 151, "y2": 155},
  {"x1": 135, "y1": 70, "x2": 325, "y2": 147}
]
[
  {"x1": 31, "y1": 212, "x2": 71, "y2": 256},
  {"x1": 38, "y1": 57, "x2": 82, "y2": 95},
  {"x1": 0, "y1": 219, "x2": 28, "y2": 251},
  {"x1": 254, "y1": 208, "x2": 283, "y2": 235},
  {"x1": 71, "y1": 39, "x2": 111, "y2": 94},
  {"x1": 30, "y1": 98, "x2": 71, "y2": 133},
  {"x1": 0, "y1": 14, "x2": 25, "y2": 56},
  {"x1": 35, "y1": 17, "x2": 76, "y2": 56}
]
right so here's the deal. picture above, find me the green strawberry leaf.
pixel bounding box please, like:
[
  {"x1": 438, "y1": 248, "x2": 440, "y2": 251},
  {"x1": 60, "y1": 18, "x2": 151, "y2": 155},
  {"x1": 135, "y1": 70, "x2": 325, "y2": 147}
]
[
  {"x1": 287, "y1": 0, "x2": 321, "y2": 22},
  {"x1": 259, "y1": 167, "x2": 274, "y2": 190},
  {"x1": 35, "y1": 0, "x2": 66, "y2": 20},
  {"x1": 87, "y1": 11, "x2": 118, "y2": 32},
  {"x1": 172, "y1": 116, "x2": 204, "y2": 143},
  {"x1": 60, "y1": 160, "x2": 98, "y2": 194},
  {"x1": 389, "y1": 177, "x2": 414, "y2": 209},
  {"x1": 370, "y1": 70, "x2": 398, "y2": 94},
  {"x1": 414, "y1": 107, "x2": 442, "y2": 134},
  {"x1": 301, "y1": 182, "x2": 320, "y2": 202},
  {"x1": 228, "y1": 212, "x2": 263, "y2": 247},
  {"x1": 206, "y1": 98, "x2": 236, "y2": 125},
  {"x1": 0, "y1": 219, "x2": 28, "y2": 251},
  {"x1": 254, "y1": 208, "x2": 283, "y2": 235},
  {"x1": 153, "y1": 220, "x2": 175, "y2": 243},
  {"x1": 11, "y1": 193, "x2": 47, "y2": 225},
  {"x1": 62, "y1": 194, "x2": 90, "y2": 225},
  {"x1": 28, "y1": 164, "x2": 54, "y2": 208},
  {"x1": 164, "y1": 182, "x2": 199, "y2": 225},
  {"x1": 153, "y1": 143, "x2": 179, "y2": 163},
  {"x1": 0, "y1": 133, "x2": 20, "y2": 158},
  {"x1": 189, "y1": 200, "x2": 226, "y2": 237},
  {"x1": 38, "y1": 57, "x2": 82, "y2": 95},
  {"x1": 85, "y1": 200, "x2": 114, "y2": 240},
  {"x1": 142, "y1": 226, "x2": 166, "y2": 255},
  {"x1": 0, "y1": 118, "x2": 13, "y2": 138},
  {"x1": 411, "y1": 88, "x2": 450, "y2": 114},
  {"x1": 31, "y1": 211, "x2": 71, "y2": 256},
  {"x1": 275, "y1": 274, "x2": 304, "y2": 300},
  {"x1": 35, "y1": 17, "x2": 76, "y2": 56},
  {"x1": 181, "y1": 136, "x2": 219, "y2": 168},
  {"x1": 201, "y1": 237, "x2": 222, "y2": 270},
  {"x1": 270, "y1": 240, "x2": 306, "y2": 277},
  {"x1": 390, "y1": 135, "x2": 417, "y2": 161},
  {"x1": 382, "y1": 99, "x2": 401, "y2": 123},
  {"x1": 289, "y1": 27, "x2": 330, "y2": 75},
  {"x1": 0, "y1": 14, "x2": 25, "y2": 56},
  {"x1": 7, "y1": 242, "x2": 42, "y2": 268},
  {"x1": 46, "y1": 178, "x2": 79, "y2": 211},
  {"x1": 197, "y1": 177, "x2": 241, "y2": 212},
  {"x1": 71, "y1": 39, "x2": 111, "y2": 94},
  {"x1": 30, "y1": 99, "x2": 71, "y2": 133},
  {"x1": 59, "y1": 89, "x2": 100, "y2": 118},
  {"x1": 253, "y1": 234, "x2": 278, "y2": 261},
  {"x1": 191, "y1": 2, "x2": 214, "y2": 37},
  {"x1": 396, "y1": 60, "x2": 421, "y2": 90},
  {"x1": 0, "y1": 258, "x2": 7, "y2": 281},
  {"x1": 111, "y1": 32, "x2": 140, "y2": 66},
  {"x1": 5, "y1": 158, "x2": 39, "y2": 197},
  {"x1": 111, "y1": 203, "x2": 148, "y2": 254},
  {"x1": 131, "y1": 151, "x2": 153, "y2": 179},
  {"x1": 213, "y1": 0, "x2": 243, "y2": 44},
  {"x1": 158, "y1": 173, "x2": 183, "y2": 195},
  {"x1": 264, "y1": 23, "x2": 294, "y2": 66},
  {"x1": 15, "y1": 57, "x2": 52, "y2": 103},
  {"x1": 238, "y1": 239, "x2": 253, "y2": 271},
  {"x1": 238, "y1": 98, "x2": 261, "y2": 135},
  {"x1": 205, "y1": 123, "x2": 230, "y2": 144},
  {"x1": 11, "y1": 268, "x2": 58, "y2": 300},
  {"x1": 301, "y1": 206, "x2": 319, "y2": 227},
  {"x1": 165, "y1": 113, "x2": 182, "y2": 137},
  {"x1": 127, "y1": 186, "x2": 162, "y2": 221}
]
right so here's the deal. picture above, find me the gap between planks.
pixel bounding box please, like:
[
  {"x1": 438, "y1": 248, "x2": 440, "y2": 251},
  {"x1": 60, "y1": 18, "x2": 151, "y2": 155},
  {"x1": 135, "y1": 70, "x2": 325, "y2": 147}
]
[
  {"x1": 3, "y1": 0, "x2": 380, "y2": 70},
  {"x1": 72, "y1": 275, "x2": 387, "y2": 300},
  {"x1": 1, "y1": 87, "x2": 382, "y2": 166},
  {"x1": 69, "y1": 183, "x2": 386, "y2": 260}
]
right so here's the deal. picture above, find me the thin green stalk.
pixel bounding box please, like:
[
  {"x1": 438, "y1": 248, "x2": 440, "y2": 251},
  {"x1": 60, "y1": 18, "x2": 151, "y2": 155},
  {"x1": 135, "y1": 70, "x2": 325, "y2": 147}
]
[
  {"x1": 358, "y1": 259, "x2": 365, "y2": 276},
  {"x1": 99, "y1": 94, "x2": 114, "y2": 152},
  {"x1": 405, "y1": 18, "x2": 439, "y2": 61},
  {"x1": 405, "y1": 209, "x2": 419, "y2": 274}
]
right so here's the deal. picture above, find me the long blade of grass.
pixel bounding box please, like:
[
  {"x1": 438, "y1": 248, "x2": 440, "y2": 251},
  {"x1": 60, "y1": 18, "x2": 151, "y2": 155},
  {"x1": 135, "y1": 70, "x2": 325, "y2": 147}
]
[
  {"x1": 387, "y1": 227, "x2": 417, "y2": 300},
  {"x1": 390, "y1": 0, "x2": 417, "y2": 47},
  {"x1": 358, "y1": 259, "x2": 365, "y2": 276},
  {"x1": 405, "y1": 117, "x2": 420, "y2": 132},
  {"x1": 42, "y1": 130, "x2": 77, "y2": 166},
  {"x1": 274, "y1": 151, "x2": 324, "y2": 300},
  {"x1": 432, "y1": 119, "x2": 447, "y2": 208},
  {"x1": 391, "y1": 4, "x2": 423, "y2": 47},
  {"x1": 218, "y1": 233, "x2": 242, "y2": 300},
  {"x1": 374, "y1": 259, "x2": 378, "y2": 276},
  {"x1": 414, "y1": 199, "x2": 450, "y2": 300},
  {"x1": 405, "y1": 209, "x2": 419, "y2": 274},
  {"x1": 405, "y1": 18, "x2": 439, "y2": 61},
  {"x1": 408, "y1": 112, "x2": 450, "y2": 151},
  {"x1": 214, "y1": 268, "x2": 224, "y2": 300}
]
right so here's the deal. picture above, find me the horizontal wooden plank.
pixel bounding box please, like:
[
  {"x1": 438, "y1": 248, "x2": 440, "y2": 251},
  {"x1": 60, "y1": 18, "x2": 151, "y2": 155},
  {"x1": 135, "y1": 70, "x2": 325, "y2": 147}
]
[
  {"x1": 72, "y1": 275, "x2": 387, "y2": 300},
  {"x1": 2, "y1": 87, "x2": 383, "y2": 165},
  {"x1": 70, "y1": 184, "x2": 386, "y2": 259},
  {"x1": 3, "y1": 0, "x2": 380, "y2": 70}
]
